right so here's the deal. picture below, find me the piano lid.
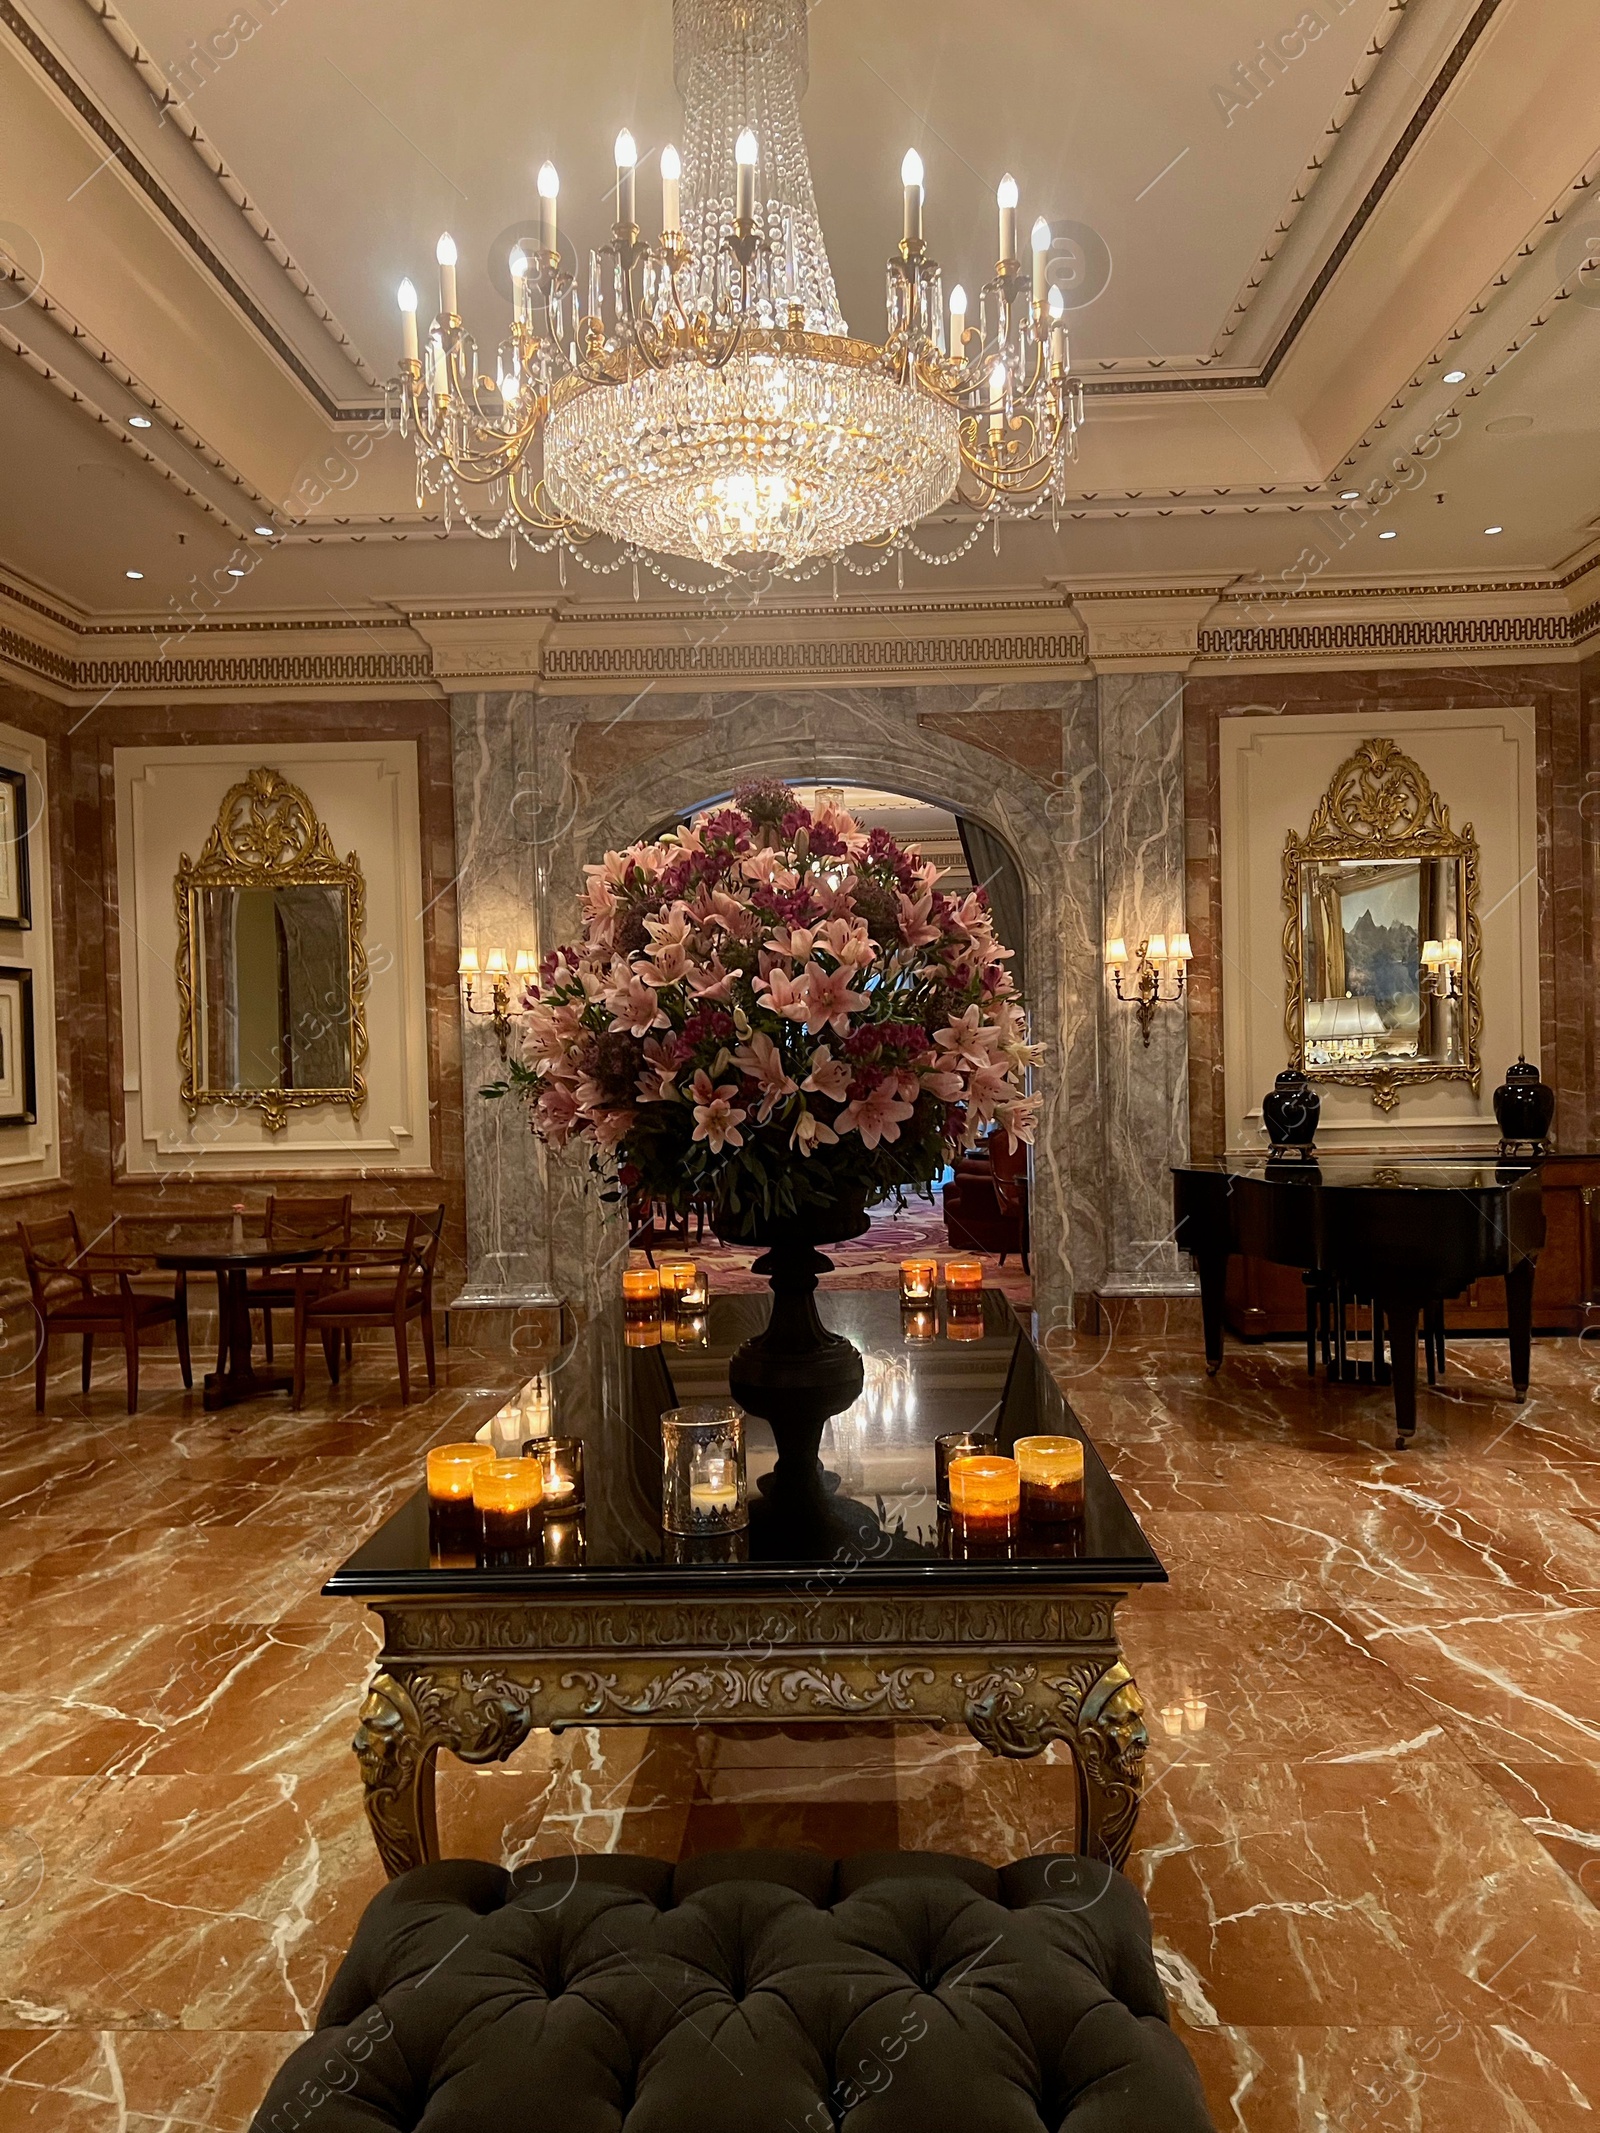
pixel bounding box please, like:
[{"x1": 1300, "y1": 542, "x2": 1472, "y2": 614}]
[{"x1": 1175, "y1": 1155, "x2": 1538, "y2": 1192}]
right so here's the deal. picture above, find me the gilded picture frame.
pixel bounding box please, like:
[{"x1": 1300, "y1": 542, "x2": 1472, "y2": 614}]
[
  {"x1": 1282, "y1": 738, "x2": 1481, "y2": 1113},
  {"x1": 175, "y1": 767, "x2": 369, "y2": 1133}
]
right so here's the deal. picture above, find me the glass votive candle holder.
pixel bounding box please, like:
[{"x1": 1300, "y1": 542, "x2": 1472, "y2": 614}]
[
  {"x1": 946, "y1": 1310, "x2": 984, "y2": 1343},
  {"x1": 427, "y1": 1442, "x2": 496, "y2": 1550},
  {"x1": 661, "y1": 1402, "x2": 747, "y2": 1535},
  {"x1": 473, "y1": 1456, "x2": 544, "y2": 1562},
  {"x1": 664, "y1": 1527, "x2": 749, "y2": 1566},
  {"x1": 525, "y1": 1434, "x2": 584, "y2": 1513},
  {"x1": 944, "y1": 1258, "x2": 984, "y2": 1296},
  {"x1": 947, "y1": 1454, "x2": 1020, "y2": 1538},
  {"x1": 541, "y1": 1513, "x2": 587, "y2": 1568},
  {"x1": 902, "y1": 1306, "x2": 936, "y2": 1342},
  {"x1": 622, "y1": 1267, "x2": 663, "y2": 1327},
  {"x1": 935, "y1": 1429, "x2": 1000, "y2": 1509},
  {"x1": 899, "y1": 1257, "x2": 937, "y2": 1307},
  {"x1": 1015, "y1": 1435, "x2": 1086, "y2": 1525}
]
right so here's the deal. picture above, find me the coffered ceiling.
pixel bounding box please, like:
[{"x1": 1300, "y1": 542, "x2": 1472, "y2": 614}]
[{"x1": 2, "y1": 0, "x2": 1600, "y2": 690}]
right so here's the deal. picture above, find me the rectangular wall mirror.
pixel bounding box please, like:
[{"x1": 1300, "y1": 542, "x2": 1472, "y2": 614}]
[{"x1": 177, "y1": 768, "x2": 368, "y2": 1132}]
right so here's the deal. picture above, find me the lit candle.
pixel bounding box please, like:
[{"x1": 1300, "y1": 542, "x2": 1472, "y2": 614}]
[
  {"x1": 527, "y1": 1434, "x2": 584, "y2": 1511},
  {"x1": 948, "y1": 282, "x2": 967, "y2": 356},
  {"x1": 473, "y1": 1456, "x2": 543, "y2": 1560},
  {"x1": 944, "y1": 1258, "x2": 984, "y2": 1295},
  {"x1": 427, "y1": 1441, "x2": 495, "y2": 1551},
  {"x1": 661, "y1": 143, "x2": 682, "y2": 236},
  {"x1": 989, "y1": 360, "x2": 1006, "y2": 445},
  {"x1": 997, "y1": 172, "x2": 1018, "y2": 263},
  {"x1": 508, "y1": 244, "x2": 528, "y2": 327},
  {"x1": 735, "y1": 127, "x2": 759, "y2": 226},
  {"x1": 689, "y1": 1453, "x2": 741, "y2": 1518},
  {"x1": 614, "y1": 128, "x2": 637, "y2": 228},
  {"x1": 900, "y1": 1257, "x2": 937, "y2": 1307},
  {"x1": 397, "y1": 278, "x2": 419, "y2": 363},
  {"x1": 1031, "y1": 216, "x2": 1051, "y2": 308},
  {"x1": 947, "y1": 1454, "x2": 1020, "y2": 1532},
  {"x1": 538, "y1": 160, "x2": 560, "y2": 259},
  {"x1": 622, "y1": 1267, "x2": 662, "y2": 1319},
  {"x1": 901, "y1": 147, "x2": 924, "y2": 246},
  {"x1": 1014, "y1": 1434, "x2": 1086, "y2": 1526},
  {"x1": 435, "y1": 232, "x2": 458, "y2": 319},
  {"x1": 1048, "y1": 284, "x2": 1067, "y2": 373}
]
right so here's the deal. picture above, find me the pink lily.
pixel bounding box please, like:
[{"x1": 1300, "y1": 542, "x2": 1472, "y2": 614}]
[
  {"x1": 798, "y1": 961, "x2": 869, "y2": 1037},
  {"x1": 836, "y1": 1086, "x2": 915, "y2": 1150},
  {"x1": 800, "y1": 1045, "x2": 852, "y2": 1101}
]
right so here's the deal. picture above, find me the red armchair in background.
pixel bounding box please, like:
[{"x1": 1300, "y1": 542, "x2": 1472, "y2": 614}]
[{"x1": 943, "y1": 1130, "x2": 1031, "y2": 1272}]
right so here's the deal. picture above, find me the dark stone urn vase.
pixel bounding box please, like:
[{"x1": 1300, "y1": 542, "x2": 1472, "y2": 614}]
[
  {"x1": 712, "y1": 1198, "x2": 870, "y2": 1469},
  {"x1": 1493, "y1": 1056, "x2": 1555, "y2": 1152},
  {"x1": 1261, "y1": 1068, "x2": 1320, "y2": 1154}
]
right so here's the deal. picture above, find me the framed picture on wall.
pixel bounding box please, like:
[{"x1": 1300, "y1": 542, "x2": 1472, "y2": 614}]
[
  {"x1": 0, "y1": 769, "x2": 32, "y2": 929},
  {"x1": 0, "y1": 968, "x2": 36, "y2": 1128}
]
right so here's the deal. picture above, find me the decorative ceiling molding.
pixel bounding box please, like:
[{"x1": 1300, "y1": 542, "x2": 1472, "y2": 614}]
[
  {"x1": 0, "y1": 0, "x2": 380, "y2": 420},
  {"x1": 73, "y1": 0, "x2": 379, "y2": 388}
]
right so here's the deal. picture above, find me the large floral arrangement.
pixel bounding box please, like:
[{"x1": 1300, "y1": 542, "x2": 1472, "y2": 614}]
[{"x1": 499, "y1": 780, "x2": 1039, "y2": 1230}]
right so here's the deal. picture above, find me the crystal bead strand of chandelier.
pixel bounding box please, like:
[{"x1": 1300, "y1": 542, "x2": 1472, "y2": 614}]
[{"x1": 673, "y1": 0, "x2": 845, "y2": 334}]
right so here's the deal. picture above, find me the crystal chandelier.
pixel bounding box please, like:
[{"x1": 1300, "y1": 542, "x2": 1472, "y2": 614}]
[{"x1": 393, "y1": 0, "x2": 1084, "y2": 580}]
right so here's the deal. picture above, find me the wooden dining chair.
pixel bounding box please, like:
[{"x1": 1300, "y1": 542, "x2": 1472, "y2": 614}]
[
  {"x1": 289, "y1": 1207, "x2": 444, "y2": 1408},
  {"x1": 247, "y1": 1193, "x2": 353, "y2": 1363},
  {"x1": 18, "y1": 1212, "x2": 192, "y2": 1414}
]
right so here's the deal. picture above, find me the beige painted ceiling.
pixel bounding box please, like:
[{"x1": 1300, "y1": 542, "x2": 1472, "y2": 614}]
[{"x1": 2, "y1": 0, "x2": 1600, "y2": 631}]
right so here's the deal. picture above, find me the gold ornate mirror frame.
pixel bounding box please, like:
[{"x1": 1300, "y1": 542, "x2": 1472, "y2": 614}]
[
  {"x1": 1282, "y1": 737, "x2": 1481, "y2": 1112},
  {"x1": 176, "y1": 767, "x2": 369, "y2": 1132}
]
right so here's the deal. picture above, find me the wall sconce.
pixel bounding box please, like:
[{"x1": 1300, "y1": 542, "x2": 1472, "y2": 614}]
[
  {"x1": 460, "y1": 946, "x2": 535, "y2": 1060},
  {"x1": 1421, "y1": 937, "x2": 1463, "y2": 999},
  {"x1": 1105, "y1": 931, "x2": 1192, "y2": 1047}
]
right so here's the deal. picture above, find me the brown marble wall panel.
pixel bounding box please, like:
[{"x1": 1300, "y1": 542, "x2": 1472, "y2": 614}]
[
  {"x1": 1183, "y1": 664, "x2": 1592, "y2": 1162},
  {"x1": 0, "y1": 686, "x2": 469, "y2": 1298}
]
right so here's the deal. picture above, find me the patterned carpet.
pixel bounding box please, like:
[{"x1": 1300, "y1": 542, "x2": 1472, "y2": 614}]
[{"x1": 650, "y1": 1188, "x2": 1034, "y2": 1307}]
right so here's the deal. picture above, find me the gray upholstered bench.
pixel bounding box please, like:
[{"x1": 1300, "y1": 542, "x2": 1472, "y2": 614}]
[{"x1": 253, "y1": 1848, "x2": 1216, "y2": 2131}]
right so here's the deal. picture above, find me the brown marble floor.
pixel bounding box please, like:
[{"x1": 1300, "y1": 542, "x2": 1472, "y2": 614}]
[{"x1": 0, "y1": 1307, "x2": 1596, "y2": 2129}]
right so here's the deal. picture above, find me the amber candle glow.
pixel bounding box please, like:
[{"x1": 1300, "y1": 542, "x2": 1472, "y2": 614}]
[
  {"x1": 944, "y1": 1258, "x2": 983, "y2": 1294},
  {"x1": 427, "y1": 1442, "x2": 495, "y2": 1549},
  {"x1": 1015, "y1": 1434, "x2": 1086, "y2": 1525},
  {"x1": 899, "y1": 1257, "x2": 937, "y2": 1307},
  {"x1": 947, "y1": 1454, "x2": 1020, "y2": 1533},
  {"x1": 935, "y1": 1429, "x2": 1000, "y2": 1508},
  {"x1": 526, "y1": 1434, "x2": 584, "y2": 1511},
  {"x1": 902, "y1": 1307, "x2": 936, "y2": 1341},
  {"x1": 473, "y1": 1456, "x2": 543, "y2": 1560},
  {"x1": 622, "y1": 1267, "x2": 662, "y2": 1326}
]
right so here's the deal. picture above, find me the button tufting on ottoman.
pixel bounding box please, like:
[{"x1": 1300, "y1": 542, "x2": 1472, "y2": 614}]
[{"x1": 253, "y1": 1849, "x2": 1216, "y2": 2131}]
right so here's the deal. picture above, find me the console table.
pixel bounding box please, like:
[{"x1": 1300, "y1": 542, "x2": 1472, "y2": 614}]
[{"x1": 327, "y1": 1290, "x2": 1165, "y2": 1878}]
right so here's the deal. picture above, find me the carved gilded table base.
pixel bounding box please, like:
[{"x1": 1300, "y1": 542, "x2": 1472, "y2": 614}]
[{"x1": 351, "y1": 1591, "x2": 1147, "y2": 1880}]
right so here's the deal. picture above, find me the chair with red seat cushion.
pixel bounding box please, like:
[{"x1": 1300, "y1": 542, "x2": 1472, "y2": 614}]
[
  {"x1": 288, "y1": 1208, "x2": 444, "y2": 1408},
  {"x1": 19, "y1": 1212, "x2": 192, "y2": 1414},
  {"x1": 944, "y1": 1128, "x2": 1031, "y2": 1272}
]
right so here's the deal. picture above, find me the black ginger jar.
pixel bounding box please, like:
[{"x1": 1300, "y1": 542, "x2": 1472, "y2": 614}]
[
  {"x1": 1493, "y1": 1056, "x2": 1554, "y2": 1150},
  {"x1": 1261, "y1": 1069, "x2": 1321, "y2": 1151}
]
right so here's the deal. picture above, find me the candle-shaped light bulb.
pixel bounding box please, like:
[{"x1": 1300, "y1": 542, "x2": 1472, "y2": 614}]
[
  {"x1": 435, "y1": 232, "x2": 458, "y2": 318},
  {"x1": 989, "y1": 358, "x2": 1007, "y2": 442},
  {"x1": 660, "y1": 142, "x2": 682, "y2": 234},
  {"x1": 735, "y1": 126, "x2": 759, "y2": 225},
  {"x1": 508, "y1": 244, "x2": 528, "y2": 325},
  {"x1": 997, "y1": 172, "x2": 1019, "y2": 261},
  {"x1": 1031, "y1": 215, "x2": 1051, "y2": 306},
  {"x1": 397, "y1": 277, "x2": 419, "y2": 362},
  {"x1": 1048, "y1": 284, "x2": 1067, "y2": 370},
  {"x1": 949, "y1": 282, "x2": 967, "y2": 353},
  {"x1": 537, "y1": 160, "x2": 560, "y2": 257},
  {"x1": 901, "y1": 146, "x2": 924, "y2": 245},
  {"x1": 614, "y1": 127, "x2": 637, "y2": 227}
]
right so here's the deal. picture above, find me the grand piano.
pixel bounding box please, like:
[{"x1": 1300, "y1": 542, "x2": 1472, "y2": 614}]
[{"x1": 1172, "y1": 1157, "x2": 1545, "y2": 1446}]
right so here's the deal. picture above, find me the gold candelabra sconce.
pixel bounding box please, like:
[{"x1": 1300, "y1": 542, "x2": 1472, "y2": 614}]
[
  {"x1": 459, "y1": 946, "x2": 535, "y2": 1061},
  {"x1": 1421, "y1": 936, "x2": 1463, "y2": 999},
  {"x1": 1105, "y1": 931, "x2": 1192, "y2": 1047}
]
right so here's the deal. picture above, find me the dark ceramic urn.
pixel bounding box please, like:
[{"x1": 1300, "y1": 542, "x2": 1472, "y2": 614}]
[
  {"x1": 1261, "y1": 1069, "x2": 1320, "y2": 1152},
  {"x1": 1493, "y1": 1056, "x2": 1554, "y2": 1150}
]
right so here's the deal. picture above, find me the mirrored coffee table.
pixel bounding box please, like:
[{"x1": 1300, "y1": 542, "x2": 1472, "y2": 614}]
[{"x1": 327, "y1": 1290, "x2": 1165, "y2": 1877}]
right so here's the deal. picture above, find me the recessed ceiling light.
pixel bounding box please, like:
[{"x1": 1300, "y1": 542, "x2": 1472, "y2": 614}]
[
  {"x1": 128, "y1": 414, "x2": 153, "y2": 428},
  {"x1": 1442, "y1": 369, "x2": 1467, "y2": 384},
  {"x1": 1378, "y1": 529, "x2": 1398, "y2": 540},
  {"x1": 1484, "y1": 525, "x2": 1503, "y2": 535},
  {"x1": 253, "y1": 525, "x2": 275, "y2": 537},
  {"x1": 1340, "y1": 490, "x2": 1360, "y2": 500},
  {"x1": 125, "y1": 569, "x2": 144, "y2": 579},
  {"x1": 227, "y1": 566, "x2": 247, "y2": 577}
]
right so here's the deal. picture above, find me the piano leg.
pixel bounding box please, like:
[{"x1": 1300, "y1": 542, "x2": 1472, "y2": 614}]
[
  {"x1": 1506, "y1": 1258, "x2": 1535, "y2": 1403},
  {"x1": 1196, "y1": 1249, "x2": 1227, "y2": 1376},
  {"x1": 1384, "y1": 1297, "x2": 1419, "y2": 1450}
]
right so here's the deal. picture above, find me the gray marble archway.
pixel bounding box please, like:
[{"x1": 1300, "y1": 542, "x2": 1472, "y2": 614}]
[{"x1": 451, "y1": 678, "x2": 1190, "y2": 1338}]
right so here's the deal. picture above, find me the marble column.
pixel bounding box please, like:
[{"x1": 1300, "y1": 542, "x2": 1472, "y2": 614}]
[{"x1": 1097, "y1": 673, "x2": 1195, "y2": 1292}]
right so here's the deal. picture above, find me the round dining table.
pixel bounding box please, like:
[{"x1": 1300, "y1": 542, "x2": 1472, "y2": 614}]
[{"x1": 155, "y1": 1235, "x2": 321, "y2": 1411}]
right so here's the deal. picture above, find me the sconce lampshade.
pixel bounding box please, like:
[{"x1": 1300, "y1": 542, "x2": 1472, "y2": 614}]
[
  {"x1": 1145, "y1": 933, "x2": 1169, "y2": 962},
  {"x1": 1421, "y1": 939, "x2": 1444, "y2": 969},
  {"x1": 1104, "y1": 937, "x2": 1128, "y2": 966},
  {"x1": 485, "y1": 948, "x2": 509, "y2": 975},
  {"x1": 513, "y1": 950, "x2": 536, "y2": 975},
  {"x1": 458, "y1": 949, "x2": 480, "y2": 976},
  {"x1": 1169, "y1": 932, "x2": 1193, "y2": 963}
]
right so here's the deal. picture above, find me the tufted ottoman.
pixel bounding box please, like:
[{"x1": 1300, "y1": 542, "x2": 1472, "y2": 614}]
[{"x1": 254, "y1": 1848, "x2": 1215, "y2": 2131}]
